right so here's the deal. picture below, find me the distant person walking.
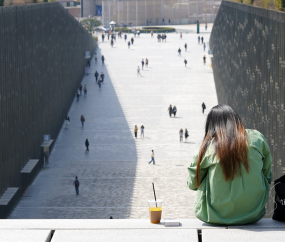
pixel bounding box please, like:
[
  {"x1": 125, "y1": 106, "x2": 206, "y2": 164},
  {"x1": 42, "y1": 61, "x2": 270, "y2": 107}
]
[
  {"x1": 124, "y1": 34, "x2": 127, "y2": 41},
  {"x1": 131, "y1": 37, "x2": 134, "y2": 44},
  {"x1": 151, "y1": 31, "x2": 154, "y2": 38},
  {"x1": 98, "y1": 79, "x2": 102, "y2": 89},
  {"x1": 180, "y1": 32, "x2": 182, "y2": 39},
  {"x1": 137, "y1": 66, "x2": 142, "y2": 76},
  {"x1": 141, "y1": 125, "x2": 144, "y2": 137},
  {"x1": 65, "y1": 114, "x2": 70, "y2": 127},
  {"x1": 73, "y1": 176, "x2": 80, "y2": 195},
  {"x1": 205, "y1": 24, "x2": 207, "y2": 30},
  {"x1": 185, "y1": 43, "x2": 187, "y2": 51},
  {"x1": 141, "y1": 59, "x2": 144, "y2": 70},
  {"x1": 80, "y1": 115, "x2": 85, "y2": 127},
  {"x1": 102, "y1": 34, "x2": 105, "y2": 42},
  {"x1": 101, "y1": 55, "x2": 105, "y2": 64},
  {"x1": 85, "y1": 139, "x2": 89, "y2": 152},
  {"x1": 184, "y1": 59, "x2": 187, "y2": 67},
  {"x1": 168, "y1": 105, "x2": 173, "y2": 117},
  {"x1": 202, "y1": 102, "x2": 206, "y2": 113},
  {"x1": 95, "y1": 53, "x2": 97, "y2": 62},
  {"x1": 94, "y1": 71, "x2": 99, "y2": 82},
  {"x1": 100, "y1": 72, "x2": 105, "y2": 83},
  {"x1": 201, "y1": 36, "x2": 204, "y2": 44},
  {"x1": 179, "y1": 129, "x2": 183, "y2": 143},
  {"x1": 185, "y1": 128, "x2": 189, "y2": 142},
  {"x1": 111, "y1": 39, "x2": 114, "y2": 47},
  {"x1": 203, "y1": 55, "x2": 206, "y2": 65},
  {"x1": 173, "y1": 106, "x2": 177, "y2": 117},
  {"x1": 84, "y1": 85, "x2": 87, "y2": 95},
  {"x1": 134, "y1": 125, "x2": 138, "y2": 138},
  {"x1": 198, "y1": 36, "x2": 200, "y2": 44},
  {"x1": 128, "y1": 41, "x2": 130, "y2": 49},
  {"x1": 178, "y1": 48, "x2": 181, "y2": 57},
  {"x1": 203, "y1": 42, "x2": 206, "y2": 51},
  {"x1": 145, "y1": 58, "x2": 149, "y2": 67},
  {"x1": 79, "y1": 84, "x2": 83, "y2": 94},
  {"x1": 149, "y1": 150, "x2": 155, "y2": 165}
]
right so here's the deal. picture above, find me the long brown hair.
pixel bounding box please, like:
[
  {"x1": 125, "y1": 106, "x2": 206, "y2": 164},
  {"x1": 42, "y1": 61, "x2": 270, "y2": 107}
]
[{"x1": 196, "y1": 105, "x2": 249, "y2": 187}]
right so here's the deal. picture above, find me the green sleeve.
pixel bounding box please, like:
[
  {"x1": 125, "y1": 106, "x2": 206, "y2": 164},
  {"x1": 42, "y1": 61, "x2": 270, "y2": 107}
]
[
  {"x1": 261, "y1": 136, "x2": 272, "y2": 184},
  {"x1": 187, "y1": 150, "x2": 209, "y2": 191}
]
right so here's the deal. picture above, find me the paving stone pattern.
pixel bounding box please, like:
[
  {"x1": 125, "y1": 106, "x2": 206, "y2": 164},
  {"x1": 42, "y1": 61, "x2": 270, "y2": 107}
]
[{"x1": 10, "y1": 27, "x2": 217, "y2": 219}]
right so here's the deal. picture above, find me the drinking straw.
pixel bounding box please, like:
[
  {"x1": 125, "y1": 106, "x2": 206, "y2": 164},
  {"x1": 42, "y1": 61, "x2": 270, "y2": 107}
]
[{"x1": 152, "y1": 182, "x2": 157, "y2": 207}]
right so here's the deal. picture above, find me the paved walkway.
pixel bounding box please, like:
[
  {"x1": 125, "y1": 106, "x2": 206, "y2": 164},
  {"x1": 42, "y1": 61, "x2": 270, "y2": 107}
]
[{"x1": 10, "y1": 26, "x2": 217, "y2": 219}]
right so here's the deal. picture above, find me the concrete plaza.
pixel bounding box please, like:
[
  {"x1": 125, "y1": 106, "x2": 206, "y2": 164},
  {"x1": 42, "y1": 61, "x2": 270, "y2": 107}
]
[{"x1": 10, "y1": 26, "x2": 217, "y2": 219}]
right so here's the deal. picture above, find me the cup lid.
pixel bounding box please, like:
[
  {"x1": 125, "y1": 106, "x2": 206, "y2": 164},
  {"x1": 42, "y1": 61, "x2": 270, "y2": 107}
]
[{"x1": 148, "y1": 199, "x2": 163, "y2": 203}]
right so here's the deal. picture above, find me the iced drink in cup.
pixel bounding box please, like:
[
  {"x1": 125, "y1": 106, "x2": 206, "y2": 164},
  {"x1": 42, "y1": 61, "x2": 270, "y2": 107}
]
[{"x1": 148, "y1": 199, "x2": 162, "y2": 224}]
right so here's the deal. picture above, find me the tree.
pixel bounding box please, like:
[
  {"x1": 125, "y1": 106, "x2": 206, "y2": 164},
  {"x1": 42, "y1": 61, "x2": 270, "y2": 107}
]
[{"x1": 80, "y1": 18, "x2": 101, "y2": 33}]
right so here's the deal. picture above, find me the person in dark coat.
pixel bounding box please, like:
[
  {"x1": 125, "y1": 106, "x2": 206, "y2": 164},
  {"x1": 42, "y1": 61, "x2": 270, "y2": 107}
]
[
  {"x1": 202, "y1": 102, "x2": 206, "y2": 113},
  {"x1": 85, "y1": 139, "x2": 89, "y2": 152},
  {"x1": 185, "y1": 128, "x2": 189, "y2": 143},
  {"x1": 201, "y1": 36, "x2": 204, "y2": 44},
  {"x1": 185, "y1": 43, "x2": 187, "y2": 51},
  {"x1": 124, "y1": 34, "x2": 127, "y2": 42},
  {"x1": 141, "y1": 59, "x2": 144, "y2": 70},
  {"x1": 131, "y1": 37, "x2": 134, "y2": 44},
  {"x1": 65, "y1": 114, "x2": 70, "y2": 127},
  {"x1": 198, "y1": 36, "x2": 200, "y2": 44},
  {"x1": 102, "y1": 34, "x2": 105, "y2": 42},
  {"x1": 128, "y1": 41, "x2": 130, "y2": 49},
  {"x1": 173, "y1": 106, "x2": 177, "y2": 117},
  {"x1": 184, "y1": 59, "x2": 187, "y2": 67},
  {"x1": 73, "y1": 176, "x2": 80, "y2": 195},
  {"x1": 203, "y1": 55, "x2": 206, "y2": 65},
  {"x1": 94, "y1": 71, "x2": 99, "y2": 82},
  {"x1": 100, "y1": 72, "x2": 105, "y2": 82},
  {"x1": 79, "y1": 84, "x2": 83, "y2": 94},
  {"x1": 101, "y1": 55, "x2": 105, "y2": 64},
  {"x1": 168, "y1": 105, "x2": 173, "y2": 117},
  {"x1": 178, "y1": 48, "x2": 181, "y2": 57}
]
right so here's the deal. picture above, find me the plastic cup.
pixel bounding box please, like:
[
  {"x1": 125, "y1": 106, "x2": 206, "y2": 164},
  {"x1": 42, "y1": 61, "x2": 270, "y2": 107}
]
[{"x1": 148, "y1": 199, "x2": 162, "y2": 224}]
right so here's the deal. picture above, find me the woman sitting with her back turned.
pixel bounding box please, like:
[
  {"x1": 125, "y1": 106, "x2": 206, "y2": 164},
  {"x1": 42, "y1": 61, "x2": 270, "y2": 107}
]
[{"x1": 187, "y1": 104, "x2": 272, "y2": 225}]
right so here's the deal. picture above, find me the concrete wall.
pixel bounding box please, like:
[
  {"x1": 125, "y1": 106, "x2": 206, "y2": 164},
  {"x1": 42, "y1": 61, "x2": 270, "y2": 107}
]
[
  {"x1": 0, "y1": 3, "x2": 96, "y2": 196},
  {"x1": 210, "y1": 1, "x2": 285, "y2": 214}
]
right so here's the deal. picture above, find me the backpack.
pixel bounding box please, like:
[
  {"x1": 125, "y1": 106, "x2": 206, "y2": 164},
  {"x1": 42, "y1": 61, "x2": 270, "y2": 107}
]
[{"x1": 74, "y1": 180, "x2": 79, "y2": 187}]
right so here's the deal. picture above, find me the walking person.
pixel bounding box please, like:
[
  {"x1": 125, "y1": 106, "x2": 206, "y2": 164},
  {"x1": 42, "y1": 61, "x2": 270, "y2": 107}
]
[
  {"x1": 111, "y1": 39, "x2": 114, "y2": 47},
  {"x1": 185, "y1": 43, "x2": 187, "y2": 51},
  {"x1": 85, "y1": 139, "x2": 89, "y2": 152},
  {"x1": 102, "y1": 34, "x2": 105, "y2": 42},
  {"x1": 134, "y1": 125, "x2": 138, "y2": 138},
  {"x1": 80, "y1": 115, "x2": 85, "y2": 127},
  {"x1": 79, "y1": 84, "x2": 83, "y2": 94},
  {"x1": 124, "y1": 34, "x2": 127, "y2": 42},
  {"x1": 201, "y1": 36, "x2": 204, "y2": 44},
  {"x1": 84, "y1": 85, "x2": 87, "y2": 95},
  {"x1": 151, "y1": 31, "x2": 153, "y2": 38},
  {"x1": 145, "y1": 58, "x2": 148, "y2": 67},
  {"x1": 73, "y1": 176, "x2": 80, "y2": 195},
  {"x1": 94, "y1": 71, "x2": 99, "y2": 82},
  {"x1": 203, "y1": 42, "x2": 206, "y2": 51},
  {"x1": 128, "y1": 41, "x2": 130, "y2": 49},
  {"x1": 149, "y1": 150, "x2": 155, "y2": 165},
  {"x1": 100, "y1": 72, "x2": 105, "y2": 83},
  {"x1": 131, "y1": 37, "x2": 134, "y2": 45},
  {"x1": 101, "y1": 55, "x2": 105, "y2": 64},
  {"x1": 65, "y1": 114, "x2": 70, "y2": 127},
  {"x1": 180, "y1": 32, "x2": 182, "y2": 39},
  {"x1": 203, "y1": 55, "x2": 206, "y2": 65},
  {"x1": 184, "y1": 59, "x2": 187, "y2": 67},
  {"x1": 179, "y1": 129, "x2": 183, "y2": 143},
  {"x1": 202, "y1": 102, "x2": 206, "y2": 114},
  {"x1": 98, "y1": 78, "x2": 102, "y2": 89},
  {"x1": 178, "y1": 48, "x2": 181, "y2": 57},
  {"x1": 141, "y1": 59, "x2": 144, "y2": 70},
  {"x1": 168, "y1": 105, "x2": 173, "y2": 117},
  {"x1": 140, "y1": 125, "x2": 144, "y2": 138},
  {"x1": 95, "y1": 53, "x2": 97, "y2": 62},
  {"x1": 198, "y1": 36, "x2": 200, "y2": 44},
  {"x1": 185, "y1": 128, "x2": 189, "y2": 143},
  {"x1": 137, "y1": 66, "x2": 142, "y2": 76},
  {"x1": 173, "y1": 106, "x2": 177, "y2": 117}
]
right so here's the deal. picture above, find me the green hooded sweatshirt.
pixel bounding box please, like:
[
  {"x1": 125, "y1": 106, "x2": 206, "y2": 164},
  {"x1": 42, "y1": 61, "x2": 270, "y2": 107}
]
[{"x1": 187, "y1": 129, "x2": 272, "y2": 225}]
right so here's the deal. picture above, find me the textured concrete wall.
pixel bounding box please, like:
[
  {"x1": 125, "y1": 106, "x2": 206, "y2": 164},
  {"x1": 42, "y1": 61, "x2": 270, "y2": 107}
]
[
  {"x1": 0, "y1": 3, "x2": 96, "y2": 196},
  {"x1": 210, "y1": 1, "x2": 285, "y2": 214}
]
